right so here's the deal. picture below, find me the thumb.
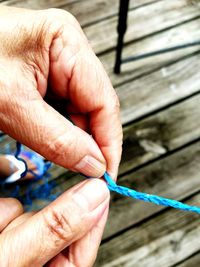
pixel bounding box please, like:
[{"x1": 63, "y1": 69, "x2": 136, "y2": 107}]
[
  {"x1": 1, "y1": 91, "x2": 106, "y2": 178},
  {"x1": 0, "y1": 179, "x2": 109, "y2": 266}
]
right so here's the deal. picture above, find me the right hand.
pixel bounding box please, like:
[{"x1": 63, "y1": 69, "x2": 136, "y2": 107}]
[{"x1": 0, "y1": 179, "x2": 109, "y2": 267}]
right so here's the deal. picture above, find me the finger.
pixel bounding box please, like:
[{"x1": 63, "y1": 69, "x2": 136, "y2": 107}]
[
  {"x1": 69, "y1": 114, "x2": 90, "y2": 132},
  {"x1": 49, "y1": 26, "x2": 123, "y2": 180},
  {"x1": 69, "y1": 51, "x2": 123, "y2": 180},
  {"x1": 3, "y1": 180, "x2": 86, "y2": 233},
  {"x1": 68, "y1": 204, "x2": 109, "y2": 266},
  {"x1": 0, "y1": 179, "x2": 110, "y2": 266},
  {"x1": 0, "y1": 198, "x2": 23, "y2": 232},
  {"x1": 1, "y1": 85, "x2": 106, "y2": 178},
  {"x1": 0, "y1": 156, "x2": 17, "y2": 179},
  {"x1": 2, "y1": 212, "x2": 36, "y2": 233},
  {"x1": 47, "y1": 205, "x2": 109, "y2": 267}
]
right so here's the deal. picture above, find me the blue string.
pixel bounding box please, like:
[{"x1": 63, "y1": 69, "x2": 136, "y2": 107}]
[
  {"x1": 6, "y1": 140, "x2": 200, "y2": 215},
  {"x1": 15, "y1": 142, "x2": 28, "y2": 178},
  {"x1": 104, "y1": 172, "x2": 200, "y2": 215},
  {"x1": 14, "y1": 142, "x2": 51, "y2": 180}
]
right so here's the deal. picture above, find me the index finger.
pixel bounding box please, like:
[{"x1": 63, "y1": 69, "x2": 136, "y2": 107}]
[{"x1": 50, "y1": 26, "x2": 122, "y2": 180}]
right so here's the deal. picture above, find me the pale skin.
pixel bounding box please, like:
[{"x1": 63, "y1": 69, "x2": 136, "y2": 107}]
[{"x1": 0, "y1": 6, "x2": 122, "y2": 267}]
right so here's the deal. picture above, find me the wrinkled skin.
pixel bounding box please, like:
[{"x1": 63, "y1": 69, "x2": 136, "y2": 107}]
[
  {"x1": 0, "y1": 6, "x2": 122, "y2": 267},
  {"x1": 0, "y1": 179, "x2": 110, "y2": 266}
]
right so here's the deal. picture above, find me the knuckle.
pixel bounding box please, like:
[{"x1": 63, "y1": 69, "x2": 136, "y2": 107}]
[
  {"x1": 44, "y1": 208, "x2": 74, "y2": 244},
  {"x1": 7, "y1": 198, "x2": 24, "y2": 214},
  {"x1": 45, "y1": 132, "x2": 73, "y2": 163},
  {"x1": 46, "y1": 8, "x2": 79, "y2": 27},
  {"x1": 45, "y1": 8, "x2": 67, "y2": 16}
]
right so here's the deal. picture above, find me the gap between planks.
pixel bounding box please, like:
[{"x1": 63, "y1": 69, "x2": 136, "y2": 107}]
[
  {"x1": 83, "y1": 0, "x2": 200, "y2": 55},
  {"x1": 95, "y1": 193, "x2": 200, "y2": 267},
  {"x1": 175, "y1": 251, "x2": 200, "y2": 267},
  {"x1": 102, "y1": 17, "x2": 200, "y2": 87}
]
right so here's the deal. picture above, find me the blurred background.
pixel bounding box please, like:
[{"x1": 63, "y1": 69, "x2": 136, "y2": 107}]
[{"x1": 0, "y1": 0, "x2": 200, "y2": 266}]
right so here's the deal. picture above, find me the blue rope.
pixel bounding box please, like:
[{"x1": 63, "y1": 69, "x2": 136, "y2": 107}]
[
  {"x1": 15, "y1": 142, "x2": 28, "y2": 178},
  {"x1": 104, "y1": 172, "x2": 200, "y2": 214},
  {"x1": 14, "y1": 142, "x2": 51, "y2": 180},
  {"x1": 5, "y1": 140, "x2": 200, "y2": 214}
]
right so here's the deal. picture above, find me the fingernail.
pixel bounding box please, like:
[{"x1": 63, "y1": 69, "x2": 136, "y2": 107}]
[
  {"x1": 74, "y1": 155, "x2": 106, "y2": 178},
  {"x1": 73, "y1": 179, "x2": 109, "y2": 212}
]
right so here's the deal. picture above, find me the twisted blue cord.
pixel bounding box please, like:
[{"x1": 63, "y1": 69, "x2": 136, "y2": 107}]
[
  {"x1": 11, "y1": 141, "x2": 200, "y2": 214},
  {"x1": 104, "y1": 172, "x2": 200, "y2": 214}
]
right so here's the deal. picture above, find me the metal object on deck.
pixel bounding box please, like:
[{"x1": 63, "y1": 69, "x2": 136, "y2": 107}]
[{"x1": 114, "y1": 0, "x2": 200, "y2": 74}]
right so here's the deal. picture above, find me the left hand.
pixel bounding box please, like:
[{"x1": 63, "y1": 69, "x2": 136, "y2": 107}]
[{"x1": 0, "y1": 6, "x2": 122, "y2": 179}]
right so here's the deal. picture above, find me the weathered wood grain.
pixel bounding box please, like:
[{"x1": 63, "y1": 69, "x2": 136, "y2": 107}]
[
  {"x1": 95, "y1": 194, "x2": 200, "y2": 267},
  {"x1": 117, "y1": 53, "x2": 200, "y2": 124},
  {"x1": 102, "y1": 141, "x2": 200, "y2": 239},
  {"x1": 2, "y1": 0, "x2": 200, "y2": 56},
  {"x1": 84, "y1": 0, "x2": 200, "y2": 54},
  {"x1": 0, "y1": 0, "x2": 80, "y2": 9},
  {"x1": 101, "y1": 18, "x2": 200, "y2": 87},
  {"x1": 1, "y1": 0, "x2": 155, "y2": 27},
  {"x1": 59, "y1": 0, "x2": 155, "y2": 27},
  {"x1": 107, "y1": 142, "x2": 200, "y2": 240},
  {"x1": 120, "y1": 93, "x2": 200, "y2": 175},
  {"x1": 176, "y1": 252, "x2": 200, "y2": 267}
]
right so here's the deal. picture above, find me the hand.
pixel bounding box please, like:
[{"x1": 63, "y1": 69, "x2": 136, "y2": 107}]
[
  {"x1": 0, "y1": 6, "x2": 122, "y2": 179},
  {"x1": 0, "y1": 179, "x2": 109, "y2": 266}
]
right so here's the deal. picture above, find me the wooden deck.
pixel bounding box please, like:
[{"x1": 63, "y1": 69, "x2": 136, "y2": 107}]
[{"x1": 0, "y1": 0, "x2": 200, "y2": 266}]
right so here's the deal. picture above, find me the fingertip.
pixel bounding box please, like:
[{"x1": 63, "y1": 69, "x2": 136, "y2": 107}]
[
  {"x1": 1, "y1": 198, "x2": 24, "y2": 215},
  {"x1": 72, "y1": 178, "x2": 110, "y2": 214},
  {"x1": 74, "y1": 155, "x2": 106, "y2": 178},
  {"x1": 0, "y1": 198, "x2": 24, "y2": 232}
]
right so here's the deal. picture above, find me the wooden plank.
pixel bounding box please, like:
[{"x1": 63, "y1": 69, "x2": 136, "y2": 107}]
[
  {"x1": 176, "y1": 253, "x2": 200, "y2": 267},
  {"x1": 84, "y1": 0, "x2": 200, "y2": 54},
  {"x1": 2, "y1": 0, "x2": 200, "y2": 55},
  {"x1": 0, "y1": 0, "x2": 80, "y2": 9},
  {"x1": 0, "y1": 0, "x2": 156, "y2": 27},
  {"x1": 120, "y1": 93, "x2": 200, "y2": 175},
  {"x1": 104, "y1": 142, "x2": 200, "y2": 240},
  {"x1": 101, "y1": 18, "x2": 200, "y2": 87},
  {"x1": 102, "y1": 141, "x2": 200, "y2": 239},
  {"x1": 95, "y1": 194, "x2": 200, "y2": 267},
  {"x1": 59, "y1": 0, "x2": 155, "y2": 27},
  {"x1": 117, "y1": 53, "x2": 200, "y2": 124},
  {"x1": 2, "y1": 0, "x2": 200, "y2": 91}
]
